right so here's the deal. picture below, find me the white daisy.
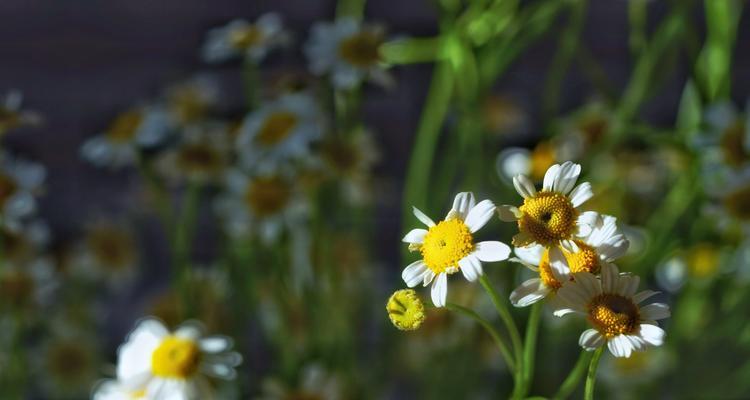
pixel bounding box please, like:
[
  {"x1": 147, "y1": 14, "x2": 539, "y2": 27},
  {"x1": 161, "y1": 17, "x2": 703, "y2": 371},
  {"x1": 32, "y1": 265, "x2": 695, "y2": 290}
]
[
  {"x1": 81, "y1": 106, "x2": 173, "y2": 169},
  {"x1": 156, "y1": 122, "x2": 231, "y2": 185},
  {"x1": 71, "y1": 219, "x2": 139, "y2": 288},
  {"x1": 0, "y1": 152, "x2": 45, "y2": 232},
  {"x1": 694, "y1": 101, "x2": 750, "y2": 170},
  {"x1": 554, "y1": 263, "x2": 670, "y2": 358},
  {"x1": 401, "y1": 192, "x2": 511, "y2": 307},
  {"x1": 202, "y1": 13, "x2": 288, "y2": 64},
  {"x1": 0, "y1": 90, "x2": 42, "y2": 135},
  {"x1": 0, "y1": 258, "x2": 57, "y2": 312},
  {"x1": 236, "y1": 93, "x2": 322, "y2": 173},
  {"x1": 495, "y1": 141, "x2": 558, "y2": 187},
  {"x1": 509, "y1": 214, "x2": 629, "y2": 307},
  {"x1": 92, "y1": 379, "x2": 146, "y2": 399},
  {"x1": 498, "y1": 161, "x2": 597, "y2": 250},
  {"x1": 304, "y1": 18, "x2": 392, "y2": 89},
  {"x1": 114, "y1": 318, "x2": 241, "y2": 399},
  {"x1": 163, "y1": 75, "x2": 219, "y2": 126}
]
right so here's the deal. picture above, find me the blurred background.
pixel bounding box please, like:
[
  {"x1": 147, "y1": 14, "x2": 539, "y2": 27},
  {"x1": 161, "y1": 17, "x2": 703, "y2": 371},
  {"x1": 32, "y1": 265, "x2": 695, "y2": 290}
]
[{"x1": 1, "y1": 0, "x2": 749, "y2": 398}]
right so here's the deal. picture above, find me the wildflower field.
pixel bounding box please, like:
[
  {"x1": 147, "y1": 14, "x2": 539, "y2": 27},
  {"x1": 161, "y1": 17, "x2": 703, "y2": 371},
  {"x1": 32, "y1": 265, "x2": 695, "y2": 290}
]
[{"x1": 1, "y1": 0, "x2": 749, "y2": 399}]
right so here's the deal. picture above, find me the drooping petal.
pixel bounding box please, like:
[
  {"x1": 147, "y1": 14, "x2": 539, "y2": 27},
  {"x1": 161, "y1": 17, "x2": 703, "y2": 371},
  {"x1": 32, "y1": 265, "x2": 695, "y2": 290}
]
[
  {"x1": 199, "y1": 337, "x2": 231, "y2": 354},
  {"x1": 568, "y1": 181, "x2": 593, "y2": 207},
  {"x1": 513, "y1": 174, "x2": 537, "y2": 199},
  {"x1": 542, "y1": 164, "x2": 561, "y2": 191},
  {"x1": 431, "y1": 273, "x2": 448, "y2": 307},
  {"x1": 509, "y1": 279, "x2": 550, "y2": 307},
  {"x1": 497, "y1": 205, "x2": 521, "y2": 222},
  {"x1": 513, "y1": 244, "x2": 545, "y2": 267},
  {"x1": 600, "y1": 263, "x2": 619, "y2": 293},
  {"x1": 579, "y1": 329, "x2": 605, "y2": 350},
  {"x1": 608, "y1": 335, "x2": 634, "y2": 358},
  {"x1": 473, "y1": 241, "x2": 511, "y2": 262},
  {"x1": 458, "y1": 254, "x2": 483, "y2": 282},
  {"x1": 553, "y1": 162, "x2": 581, "y2": 195},
  {"x1": 465, "y1": 199, "x2": 496, "y2": 232},
  {"x1": 402, "y1": 228, "x2": 428, "y2": 244},
  {"x1": 633, "y1": 290, "x2": 660, "y2": 304},
  {"x1": 548, "y1": 247, "x2": 571, "y2": 283},
  {"x1": 402, "y1": 260, "x2": 430, "y2": 287},
  {"x1": 639, "y1": 324, "x2": 666, "y2": 346},
  {"x1": 412, "y1": 207, "x2": 435, "y2": 227},
  {"x1": 640, "y1": 303, "x2": 671, "y2": 320}
]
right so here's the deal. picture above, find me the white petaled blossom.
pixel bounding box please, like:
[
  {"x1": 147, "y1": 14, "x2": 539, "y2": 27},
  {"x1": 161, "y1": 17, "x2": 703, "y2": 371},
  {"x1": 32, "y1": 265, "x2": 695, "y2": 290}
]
[
  {"x1": 0, "y1": 152, "x2": 45, "y2": 232},
  {"x1": 509, "y1": 214, "x2": 630, "y2": 308},
  {"x1": 81, "y1": 106, "x2": 173, "y2": 169},
  {"x1": 112, "y1": 318, "x2": 242, "y2": 399},
  {"x1": 236, "y1": 93, "x2": 322, "y2": 173},
  {"x1": 304, "y1": 18, "x2": 393, "y2": 89},
  {"x1": 694, "y1": 101, "x2": 750, "y2": 172},
  {"x1": 93, "y1": 379, "x2": 147, "y2": 400},
  {"x1": 554, "y1": 263, "x2": 670, "y2": 358},
  {"x1": 156, "y1": 122, "x2": 231, "y2": 185},
  {"x1": 498, "y1": 161, "x2": 597, "y2": 251},
  {"x1": 402, "y1": 192, "x2": 511, "y2": 307},
  {"x1": 163, "y1": 76, "x2": 220, "y2": 126},
  {"x1": 0, "y1": 90, "x2": 42, "y2": 135},
  {"x1": 202, "y1": 13, "x2": 288, "y2": 64},
  {"x1": 704, "y1": 166, "x2": 750, "y2": 234}
]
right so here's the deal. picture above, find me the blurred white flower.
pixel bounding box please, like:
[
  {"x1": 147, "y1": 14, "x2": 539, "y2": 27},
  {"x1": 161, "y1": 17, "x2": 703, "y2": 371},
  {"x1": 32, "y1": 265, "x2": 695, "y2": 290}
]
[
  {"x1": 0, "y1": 152, "x2": 45, "y2": 232},
  {"x1": 156, "y1": 122, "x2": 231, "y2": 185},
  {"x1": 163, "y1": 75, "x2": 220, "y2": 126},
  {"x1": 203, "y1": 13, "x2": 289, "y2": 64},
  {"x1": 0, "y1": 90, "x2": 42, "y2": 135}
]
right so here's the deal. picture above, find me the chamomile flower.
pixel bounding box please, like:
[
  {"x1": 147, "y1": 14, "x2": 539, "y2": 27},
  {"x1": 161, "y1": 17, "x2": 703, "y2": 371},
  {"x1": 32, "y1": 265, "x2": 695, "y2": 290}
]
[
  {"x1": 509, "y1": 214, "x2": 629, "y2": 307},
  {"x1": 155, "y1": 122, "x2": 231, "y2": 185},
  {"x1": 495, "y1": 141, "x2": 557, "y2": 186},
  {"x1": 402, "y1": 192, "x2": 511, "y2": 307},
  {"x1": 114, "y1": 318, "x2": 241, "y2": 399},
  {"x1": 481, "y1": 94, "x2": 527, "y2": 136},
  {"x1": 695, "y1": 101, "x2": 750, "y2": 170},
  {"x1": 72, "y1": 219, "x2": 138, "y2": 287},
  {"x1": 0, "y1": 152, "x2": 45, "y2": 231},
  {"x1": 0, "y1": 258, "x2": 57, "y2": 312},
  {"x1": 202, "y1": 13, "x2": 288, "y2": 64},
  {"x1": 305, "y1": 18, "x2": 392, "y2": 89},
  {"x1": 163, "y1": 76, "x2": 219, "y2": 126},
  {"x1": 706, "y1": 166, "x2": 750, "y2": 234},
  {"x1": 236, "y1": 93, "x2": 322, "y2": 172},
  {"x1": 1, "y1": 218, "x2": 50, "y2": 265},
  {"x1": 498, "y1": 161, "x2": 597, "y2": 250},
  {"x1": 37, "y1": 332, "x2": 100, "y2": 398},
  {"x1": 0, "y1": 90, "x2": 42, "y2": 135},
  {"x1": 81, "y1": 106, "x2": 173, "y2": 169},
  {"x1": 554, "y1": 263, "x2": 670, "y2": 358}
]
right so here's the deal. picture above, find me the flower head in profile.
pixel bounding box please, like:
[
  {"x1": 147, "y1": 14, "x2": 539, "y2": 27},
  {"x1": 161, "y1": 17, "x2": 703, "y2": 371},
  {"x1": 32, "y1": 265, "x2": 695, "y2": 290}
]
[
  {"x1": 0, "y1": 90, "x2": 42, "y2": 136},
  {"x1": 305, "y1": 18, "x2": 392, "y2": 89},
  {"x1": 203, "y1": 13, "x2": 289, "y2": 64},
  {"x1": 509, "y1": 214, "x2": 629, "y2": 307},
  {"x1": 498, "y1": 161, "x2": 596, "y2": 250},
  {"x1": 111, "y1": 318, "x2": 241, "y2": 399},
  {"x1": 402, "y1": 192, "x2": 511, "y2": 307},
  {"x1": 554, "y1": 263, "x2": 670, "y2": 358}
]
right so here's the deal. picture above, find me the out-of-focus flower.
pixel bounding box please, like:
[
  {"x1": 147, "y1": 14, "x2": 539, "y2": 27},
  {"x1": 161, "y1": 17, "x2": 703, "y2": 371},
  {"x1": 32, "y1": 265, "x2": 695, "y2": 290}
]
[
  {"x1": 36, "y1": 332, "x2": 100, "y2": 398},
  {"x1": 402, "y1": 192, "x2": 511, "y2": 307},
  {"x1": 215, "y1": 169, "x2": 307, "y2": 244},
  {"x1": 156, "y1": 123, "x2": 231, "y2": 185},
  {"x1": 387, "y1": 289, "x2": 426, "y2": 331},
  {"x1": 695, "y1": 101, "x2": 750, "y2": 171},
  {"x1": 163, "y1": 76, "x2": 219, "y2": 127},
  {"x1": 236, "y1": 93, "x2": 323, "y2": 172},
  {"x1": 498, "y1": 161, "x2": 597, "y2": 249},
  {"x1": 555, "y1": 264, "x2": 670, "y2": 358},
  {"x1": 0, "y1": 90, "x2": 42, "y2": 135},
  {"x1": 112, "y1": 318, "x2": 241, "y2": 399},
  {"x1": 71, "y1": 219, "x2": 138, "y2": 287},
  {"x1": 81, "y1": 106, "x2": 173, "y2": 169},
  {"x1": 1, "y1": 219, "x2": 49, "y2": 265},
  {"x1": 703, "y1": 166, "x2": 750, "y2": 235},
  {"x1": 203, "y1": 13, "x2": 288, "y2": 64},
  {"x1": 0, "y1": 152, "x2": 45, "y2": 231},
  {"x1": 496, "y1": 141, "x2": 558, "y2": 186},
  {"x1": 305, "y1": 18, "x2": 392, "y2": 89},
  {"x1": 482, "y1": 94, "x2": 527, "y2": 136},
  {"x1": 600, "y1": 347, "x2": 670, "y2": 397},
  {"x1": 0, "y1": 258, "x2": 57, "y2": 312},
  {"x1": 257, "y1": 363, "x2": 342, "y2": 400},
  {"x1": 559, "y1": 100, "x2": 613, "y2": 158}
]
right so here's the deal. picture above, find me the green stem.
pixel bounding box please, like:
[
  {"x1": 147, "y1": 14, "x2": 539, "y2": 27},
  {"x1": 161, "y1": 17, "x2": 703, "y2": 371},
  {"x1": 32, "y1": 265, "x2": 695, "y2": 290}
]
[
  {"x1": 336, "y1": 0, "x2": 366, "y2": 19},
  {"x1": 628, "y1": 0, "x2": 648, "y2": 57},
  {"x1": 552, "y1": 350, "x2": 594, "y2": 400},
  {"x1": 446, "y1": 302, "x2": 516, "y2": 374},
  {"x1": 520, "y1": 302, "x2": 542, "y2": 397},
  {"x1": 173, "y1": 182, "x2": 201, "y2": 318},
  {"x1": 242, "y1": 58, "x2": 260, "y2": 110},
  {"x1": 584, "y1": 347, "x2": 604, "y2": 400}
]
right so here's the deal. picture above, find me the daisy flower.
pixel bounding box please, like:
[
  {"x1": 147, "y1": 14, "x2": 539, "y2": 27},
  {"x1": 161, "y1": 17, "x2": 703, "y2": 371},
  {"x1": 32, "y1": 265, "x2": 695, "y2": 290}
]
[
  {"x1": 498, "y1": 161, "x2": 597, "y2": 250},
  {"x1": 554, "y1": 263, "x2": 670, "y2": 358},
  {"x1": 402, "y1": 192, "x2": 511, "y2": 307},
  {"x1": 114, "y1": 318, "x2": 242, "y2": 399},
  {"x1": 481, "y1": 94, "x2": 527, "y2": 137},
  {"x1": 72, "y1": 219, "x2": 139, "y2": 287},
  {"x1": 0, "y1": 258, "x2": 57, "y2": 313},
  {"x1": 81, "y1": 106, "x2": 173, "y2": 169},
  {"x1": 236, "y1": 93, "x2": 322, "y2": 173},
  {"x1": 509, "y1": 214, "x2": 629, "y2": 307},
  {"x1": 495, "y1": 141, "x2": 557, "y2": 186},
  {"x1": 202, "y1": 13, "x2": 288, "y2": 64},
  {"x1": 36, "y1": 333, "x2": 100, "y2": 398},
  {"x1": 694, "y1": 101, "x2": 749, "y2": 170},
  {"x1": 156, "y1": 122, "x2": 231, "y2": 185},
  {"x1": 305, "y1": 18, "x2": 392, "y2": 89},
  {"x1": 163, "y1": 75, "x2": 219, "y2": 126},
  {"x1": 0, "y1": 152, "x2": 45, "y2": 232},
  {"x1": 0, "y1": 90, "x2": 42, "y2": 136}
]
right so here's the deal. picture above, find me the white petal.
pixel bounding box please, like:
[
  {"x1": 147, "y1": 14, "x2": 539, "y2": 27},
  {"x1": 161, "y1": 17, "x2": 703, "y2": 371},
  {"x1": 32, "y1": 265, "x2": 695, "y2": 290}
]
[
  {"x1": 579, "y1": 329, "x2": 605, "y2": 350},
  {"x1": 542, "y1": 163, "x2": 561, "y2": 191},
  {"x1": 422, "y1": 270, "x2": 435, "y2": 286},
  {"x1": 175, "y1": 324, "x2": 203, "y2": 341},
  {"x1": 451, "y1": 192, "x2": 476, "y2": 220},
  {"x1": 513, "y1": 244, "x2": 544, "y2": 266},
  {"x1": 553, "y1": 161, "x2": 581, "y2": 195},
  {"x1": 464, "y1": 199, "x2": 496, "y2": 232},
  {"x1": 640, "y1": 303, "x2": 671, "y2": 320},
  {"x1": 200, "y1": 337, "x2": 231, "y2": 353},
  {"x1": 402, "y1": 228, "x2": 428, "y2": 244},
  {"x1": 473, "y1": 241, "x2": 511, "y2": 262},
  {"x1": 639, "y1": 324, "x2": 666, "y2": 346},
  {"x1": 633, "y1": 290, "x2": 660, "y2": 304},
  {"x1": 576, "y1": 211, "x2": 600, "y2": 236},
  {"x1": 458, "y1": 254, "x2": 483, "y2": 282},
  {"x1": 555, "y1": 282, "x2": 589, "y2": 313},
  {"x1": 512, "y1": 175, "x2": 537, "y2": 199},
  {"x1": 568, "y1": 181, "x2": 593, "y2": 207},
  {"x1": 431, "y1": 273, "x2": 448, "y2": 307},
  {"x1": 412, "y1": 207, "x2": 435, "y2": 227},
  {"x1": 600, "y1": 263, "x2": 618, "y2": 293},
  {"x1": 402, "y1": 260, "x2": 430, "y2": 287},
  {"x1": 509, "y1": 279, "x2": 550, "y2": 307},
  {"x1": 572, "y1": 271, "x2": 601, "y2": 298},
  {"x1": 616, "y1": 273, "x2": 640, "y2": 297},
  {"x1": 548, "y1": 247, "x2": 572, "y2": 282},
  {"x1": 497, "y1": 205, "x2": 521, "y2": 222},
  {"x1": 608, "y1": 335, "x2": 634, "y2": 358}
]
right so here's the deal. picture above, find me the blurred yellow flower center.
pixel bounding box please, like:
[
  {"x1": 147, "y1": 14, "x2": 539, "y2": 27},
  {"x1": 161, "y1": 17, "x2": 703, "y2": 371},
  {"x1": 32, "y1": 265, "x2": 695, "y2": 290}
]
[
  {"x1": 338, "y1": 31, "x2": 383, "y2": 67},
  {"x1": 322, "y1": 140, "x2": 359, "y2": 173},
  {"x1": 151, "y1": 336, "x2": 201, "y2": 379},
  {"x1": 170, "y1": 90, "x2": 208, "y2": 124},
  {"x1": 107, "y1": 111, "x2": 143, "y2": 143},
  {"x1": 587, "y1": 294, "x2": 639, "y2": 338},
  {"x1": 229, "y1": 26, "x2": 264, "y2": 49},
  {"x1": 720, "y1": 120, "x2": 748, "y2": 167},
  {"x1": 0, "y1": 270, "x2": 34, "y2": 309},
  {"x1": 538, "y1": 249, "x2": 562, "y2": 290},
  {"x1": 46, "y1": 339, "x2": 93, "y2": 382},
  {"x1": 420, "y1": 218, "x2": 474, "y2": 275},
  {"x1": 257, "y1": 111, "x2": 298, "y2": 146},
  {"x1": 87, "y1": 225, "x2": 136, "y2": 270},
  {"x1": 723, "y1": 184, "x2": 750, "y2": 221},
  {"x1": 0, "y1": 173, "x2": 18, "y2": 207},
  {"x1": 517, "y1": 192, "x2": 577, "y2": 246},
  {"x1": 563, "y1": 241, "x2": 600, "y2": 274},
  {"x1": 177, "y1": 143, "x2": 224, "y2": 174},
  {"x1": 245, "y1": 176, "x2": 291, "y2": 216},
  {"x1": 530, "y1": 142, "x2": 556, "y2": 181},
  {"x1": 688, "y1": 243, "x2": 720, "y2": 279},
  {"x1": 578, "y1": 114, "x2": 609, "y2": 146},
  {"x1": 386, "y1": 289, "x2": 425, "y2": 331},
  {"x1": 0, "y1": 108, "x2": 21, "y2": 133}
]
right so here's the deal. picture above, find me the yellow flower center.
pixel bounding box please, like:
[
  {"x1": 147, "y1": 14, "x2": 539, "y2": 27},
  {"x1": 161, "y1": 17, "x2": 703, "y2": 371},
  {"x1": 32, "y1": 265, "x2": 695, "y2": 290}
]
[
  {"x1": 538, "y1": 249, "x2": 562, "y2": 290},
  {"x1": 578, "y1": 114, "x2": 609, "y2": 146},
  {"x1": 587, "y1": 294, "x2": 640, "y2": 338},
  {"x1": 338, "y1": 31, "x2": 383, "y2": 67},
  {"x1": 244, "y1": 176, "x2": 291, "y2": 217},
  {"x1": 723, "y1": 184, "x2": 750, "y2": 221},
  {"x1": 563, "y1": 241, "x2": 601, "y2": 274},
  {"x1": 107, "y1": 111, "x2": 143, "y2": 143},
  {"x1": 229, "y1": 26, "x2": 264, "y2": 49},
  {"x1": 720, "y1": 120, "x2": 748, "y2": 168},
  {"x1": 170, "y1": 89, "x2": 208, "y2": 124},
  {"x1": 688, "y1": 243, "x2": 720, "y2": 279},
  {"x1": 516, "y1": 191, "x2": 578, "y2": 247},
  {"x1": 420, "y1": 218, "x2": 474, "y2": 275},
  {"x1": 87, "y1": 225, "x2": 136, "y2": 271},
  {"x1": 386, "y1": 289, "x2": 426, "y2": 331},
  {"x1": 176, "y1": 143, "x2": 224, "y2": 175},
  {"x1": 0, "y1": 173, "x2": 18, "y2": 207},
  {"x1": 256, "y1": 111, "x2": 298, "y2": 146},
  {"x1": 46, "y1": 339, "x2": 93, "y2": 383},
  {"x1": 0, "y1": 108, "x2": 21, "y2": 133},
  {"x1": 130, "y1": 389, "x2": 147, "y2": 399},
  {"x1": 530, "y1": 142, "x2": 556, "y2": 181},
  {"x1": 0, "y1": 269, "x2": 35, "y2": 309},
  {"x1": 151, "y1": 336, "x2": 201, "y2": 379},
  {"x1": 321, "y1": 139, "x2": 360, "y2": 174}
]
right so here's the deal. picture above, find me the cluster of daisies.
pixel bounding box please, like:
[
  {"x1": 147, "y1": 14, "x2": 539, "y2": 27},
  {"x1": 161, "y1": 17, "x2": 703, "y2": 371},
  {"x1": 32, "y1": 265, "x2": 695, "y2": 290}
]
[{"x1": 395, "y1": 161, "x2": 670, "y2": 358}]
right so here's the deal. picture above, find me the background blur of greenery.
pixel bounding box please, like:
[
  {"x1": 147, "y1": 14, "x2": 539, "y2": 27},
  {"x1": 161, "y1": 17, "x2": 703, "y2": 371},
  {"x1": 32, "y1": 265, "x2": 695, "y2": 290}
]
[{"x1": 1, "y1": 0, "x2": 749, "y2": 398}]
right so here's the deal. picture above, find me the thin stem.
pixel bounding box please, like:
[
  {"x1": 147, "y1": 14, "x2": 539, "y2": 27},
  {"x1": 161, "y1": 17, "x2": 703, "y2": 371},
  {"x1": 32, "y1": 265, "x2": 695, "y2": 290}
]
[
  {"x1": 552, "y1": 350, "x2": 594, "y2": 400},
  {"x1": 242, "y1": 58, "x2": 259, "y2": 110},
  {"x1": 173, "y1": 182, "x2": 201, "y2": 318},
  {"x1": 520, "y1": 302, "x2": 542, "y2": 397},
  {"x1": 446, "y1": 302, "x2": 516, "y2": 374},
  {"x1": 584, "y1": 347, "x2": 605, "y2": 400}
]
